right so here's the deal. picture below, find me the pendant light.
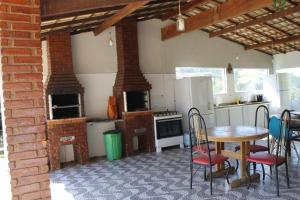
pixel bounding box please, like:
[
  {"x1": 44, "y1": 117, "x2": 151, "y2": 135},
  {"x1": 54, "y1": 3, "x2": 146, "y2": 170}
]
[
  {"x1": 176, "y1": 0, "x2": 185, "y2": 32},
  {"x1": 108, "y1": 32, "x2": 114, "y2": 47}
]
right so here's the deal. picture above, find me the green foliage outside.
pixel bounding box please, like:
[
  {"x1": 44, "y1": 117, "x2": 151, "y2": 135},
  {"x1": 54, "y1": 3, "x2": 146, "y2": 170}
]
[{"x1": 176, "y1": 67, "x2": 226, "y2": 94}]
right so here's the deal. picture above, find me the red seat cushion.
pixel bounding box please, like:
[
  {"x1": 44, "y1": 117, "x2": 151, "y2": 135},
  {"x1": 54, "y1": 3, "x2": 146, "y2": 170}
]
[
  {"x1": 193, "y1": 143, "x2": 215, "y2": 153},
  {"x1": 235, "y1": 144, "x2": 268, "y2": 153},
  {"x1": 247, "y1": 153, "x2": 286, "y2": 166},
  {"x1": 193, "y1": 154, "x2": 228, "y2": 166}
]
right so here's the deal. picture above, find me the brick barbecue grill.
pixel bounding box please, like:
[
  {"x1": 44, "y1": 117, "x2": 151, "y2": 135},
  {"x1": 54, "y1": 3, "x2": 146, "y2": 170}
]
[
  {"x1": 114, "y1": 20, "x2": 155, "y2": 157},
  {"x1": 45, "y1": 32, "x2": 88, "y2": 170}
]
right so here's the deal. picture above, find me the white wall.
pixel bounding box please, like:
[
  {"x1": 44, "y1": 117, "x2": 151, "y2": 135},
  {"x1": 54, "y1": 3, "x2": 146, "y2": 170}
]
[
  {"x1": 138, "y1": 20, "x2": 272, "y2": 74},
  {"x1": 42, "y1": 19, "x2": 273, "y2": 118},
  {"x1": 273, "y1": 51, "x2": 300, "y2": 71}
]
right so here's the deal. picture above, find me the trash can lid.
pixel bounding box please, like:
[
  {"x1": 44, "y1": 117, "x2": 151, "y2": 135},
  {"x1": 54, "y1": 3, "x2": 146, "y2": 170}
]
[{"x1": 103, "y1": 130, "x2": 121, "y2": 135}]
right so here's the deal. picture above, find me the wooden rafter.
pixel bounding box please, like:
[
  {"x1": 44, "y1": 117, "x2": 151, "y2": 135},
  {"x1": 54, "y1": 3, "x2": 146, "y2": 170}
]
[
  {"x1": 160, "y1": 0, "x2": 210, "y2": 21},
  {"x1": 42, "y1": 0, "x2": 144, "y2": 18},
  {"x1": 41, "y1": 0, "x2": 176, "y2": 21},
  {"x1": 208, "y1": 0, "x2": 288, "y2": 53},
  {"x1": 42, "y1": 4, "x2": 177, "y2": 30},
  {"x1": 161, "y1": 0, "x2": 273, "y2": 41},
  {"x1": 245, "y1": 35, "x2": 300, "y2": 50},
  {"x1": 209, "y1": 4, "x2": 300, "y2": 38},
  {"x1": 93, "y1": 1, "x2": 149, "y2": 36}
]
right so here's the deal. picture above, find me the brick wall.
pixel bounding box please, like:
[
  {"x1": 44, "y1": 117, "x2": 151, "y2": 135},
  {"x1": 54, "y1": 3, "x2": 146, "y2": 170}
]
[
  {"x1": 115, "y1": 111, "x2": 155, "y2": 157},
  {"x1": 0, "y1": 0, "x2": 51, "y2": 199}
]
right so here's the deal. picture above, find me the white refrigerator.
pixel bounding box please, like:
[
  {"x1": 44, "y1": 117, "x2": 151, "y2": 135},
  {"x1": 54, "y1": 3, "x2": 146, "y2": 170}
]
[
  {"x1": 175, "y1": 76, "x2": 215, "y2": 131},
  {"x1": 263, "y1": 73, "x2": 291, "y2": 114}
]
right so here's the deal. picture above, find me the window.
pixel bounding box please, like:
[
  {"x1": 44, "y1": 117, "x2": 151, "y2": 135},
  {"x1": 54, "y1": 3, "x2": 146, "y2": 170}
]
[
  {"x1": 176, "y1": 67, "x2": 227, "y2": 94},
  {"x1": 234, "y1": 68, "x2": 269, "y2": 92}
]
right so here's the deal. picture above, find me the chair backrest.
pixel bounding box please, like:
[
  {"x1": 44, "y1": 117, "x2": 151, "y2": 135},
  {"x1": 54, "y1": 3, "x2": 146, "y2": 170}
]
[
  {"x1": 254, "y1": 105, "x2": 270, "y2": 150},
  {"x1": 188, "y1": 107, "x2": 200, "y2": 116},
  {"x1": 255, "y1": 105, "x2": 270, "y2": 128},
  {"x1": 269, "y1": 116, "x2": 281, "y2": 140},
  {"x1": 188, "y1": 112, "x2": 212, "y2": 163},
  {"x1": 188, "y1": 107, "x2": 202, "y2": 133},
  {"x1": 275, "y1": 110, "x2": 290, "y2": 159}
]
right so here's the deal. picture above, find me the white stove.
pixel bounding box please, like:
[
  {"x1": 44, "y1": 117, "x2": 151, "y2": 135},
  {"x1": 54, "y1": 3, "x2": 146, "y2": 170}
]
[{"x1": 153, "y1": 111, "x2": 184, "y2": 152}]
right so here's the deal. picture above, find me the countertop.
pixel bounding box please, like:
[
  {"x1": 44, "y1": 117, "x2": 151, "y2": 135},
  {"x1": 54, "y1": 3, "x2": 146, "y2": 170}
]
[{"x1": 214, "y1": 101, "x2": 271, "y2": 109}]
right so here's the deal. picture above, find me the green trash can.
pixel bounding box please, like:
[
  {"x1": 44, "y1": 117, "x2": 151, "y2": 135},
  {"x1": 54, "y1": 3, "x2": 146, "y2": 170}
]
[{"x1": 103, "y1": 130, "x2": 122, "y2": 161}]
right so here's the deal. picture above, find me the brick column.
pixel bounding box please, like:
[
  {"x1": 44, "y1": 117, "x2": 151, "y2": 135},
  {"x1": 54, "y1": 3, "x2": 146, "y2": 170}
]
[{"x1": 0, "y1": 0, "x2": 51, "y2": 199}]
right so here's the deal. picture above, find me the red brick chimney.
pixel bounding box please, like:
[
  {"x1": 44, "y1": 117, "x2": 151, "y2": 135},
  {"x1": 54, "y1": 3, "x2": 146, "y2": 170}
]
[
  {"x1": 44, "y1": 32, "x2": 85, "y2": 119},
  {"x1": 45, "y1": 32, "x2": 84, "y2": 95},
  {"x1": 113, "y1": 20, "x2": 151, "y2": 117}
]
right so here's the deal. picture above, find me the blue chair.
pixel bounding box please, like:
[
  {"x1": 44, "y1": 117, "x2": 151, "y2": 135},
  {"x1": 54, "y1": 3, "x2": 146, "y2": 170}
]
[{"x1": 269, "y1": 114, "x2": 299, "y2": 159}]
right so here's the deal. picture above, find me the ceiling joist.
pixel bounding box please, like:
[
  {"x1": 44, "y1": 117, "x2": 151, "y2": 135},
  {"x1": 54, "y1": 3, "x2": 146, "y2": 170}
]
[
  {"x1": 210, "y1": 4, "x2": 300, "y2": 38},
  {"x1": 160, "y1": 0, "x2": 210, "y2": 21},
  {"x1": 245, "y1": 35, "x2": 300, "y2": 50},
  {"x1": 93, "y1": 1, "x2": 149, "y2": 36},
  {"x1": 161, "y1": 0, "x2": 274, "y2": 41},
  {"x1": 42, "y1": 0, "x2": 144, "y2": 19}
]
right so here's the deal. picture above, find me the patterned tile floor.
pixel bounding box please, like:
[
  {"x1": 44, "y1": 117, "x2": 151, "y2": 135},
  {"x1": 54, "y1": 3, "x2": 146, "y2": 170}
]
[{"x1": 50, "y1": 146, "x2": 300, "y2": 200}]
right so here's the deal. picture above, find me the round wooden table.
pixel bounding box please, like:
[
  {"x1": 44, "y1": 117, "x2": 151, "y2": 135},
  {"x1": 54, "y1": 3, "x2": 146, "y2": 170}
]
[{"x1": 207, "y1": 126, "x2": 269, "y2": 188}]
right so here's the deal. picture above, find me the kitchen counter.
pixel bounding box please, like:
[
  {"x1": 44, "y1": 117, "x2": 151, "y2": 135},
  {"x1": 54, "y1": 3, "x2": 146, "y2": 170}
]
[{"x1": 215, "y1": 101, "x2": 271, "y2": 109}]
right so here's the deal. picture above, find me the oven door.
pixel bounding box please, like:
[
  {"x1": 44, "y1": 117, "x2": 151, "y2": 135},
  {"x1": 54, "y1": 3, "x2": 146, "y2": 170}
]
[{"x1": 156, "y1": 117, "x2": 183, "y2": 139}]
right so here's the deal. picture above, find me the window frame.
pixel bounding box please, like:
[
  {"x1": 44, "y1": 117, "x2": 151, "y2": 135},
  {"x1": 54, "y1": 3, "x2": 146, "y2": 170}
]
[
  {"x1": 176, "y1": 67, "x2": 227, "y2": 95},
  {"x1": 233, "y1": 68, "x2": 269, "y2": 93}
]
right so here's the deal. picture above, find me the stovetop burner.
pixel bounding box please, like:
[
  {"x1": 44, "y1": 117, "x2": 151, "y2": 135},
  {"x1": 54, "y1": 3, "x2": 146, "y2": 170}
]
[{"x1": 154, "y1": 111, "x2": 179, "y2": 117}]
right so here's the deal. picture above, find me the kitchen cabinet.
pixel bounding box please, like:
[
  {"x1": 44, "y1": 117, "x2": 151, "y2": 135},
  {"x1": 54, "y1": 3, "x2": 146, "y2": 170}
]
[
  {"x1": 203, "y1": 114, "x2": 216, "y2": 128},
  {"x1": 229, "y1": 106, "x2": 244, "y2": 126},
  {"x1": 215, "y1": 108, "x2": 230, "y2": 126},
  {"x1": 246, "y1": 104, "x2": 269, "y2": 127},
  {"x1": 87, "y1": 121, "x2": 115, "y2": 158},
  {"x1": 215, "y1": 103, "x2": 270, "y2": 127}
]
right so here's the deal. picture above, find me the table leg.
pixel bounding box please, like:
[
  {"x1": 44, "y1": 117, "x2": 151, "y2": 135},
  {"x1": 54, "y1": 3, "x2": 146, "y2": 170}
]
[
  {"x1": 216, "y1": 142, "x2": 224, "y2": 171},
  {"x1": 240, "y1": 141, "x2": 248, "y2": 178},
  {"x1": 207, "y1": 142, "x2": 235, "y2": 179},
  {"x1": 230, "y1": 141, "x2": 260, "y2": 189}
]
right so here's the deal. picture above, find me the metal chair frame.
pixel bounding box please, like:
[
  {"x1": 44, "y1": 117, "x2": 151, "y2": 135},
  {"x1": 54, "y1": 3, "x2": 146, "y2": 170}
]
[
  {"x1": 236, "y1": 105, "x2": 270, "y2": 171},
  {"x1": 188, "y1": 112, "x2": 231, "y2": 195},
  {"x1": 248, "y1": 109, "x2": 290, "y2": 197}
]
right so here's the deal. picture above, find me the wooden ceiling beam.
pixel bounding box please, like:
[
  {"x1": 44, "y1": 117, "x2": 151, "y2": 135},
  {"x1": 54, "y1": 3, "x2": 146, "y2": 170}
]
[
  {"x1": 210, "y1": 4, "x2": 300, "y2": 38},
  {"x1": 42, "y1": 0, "x2": 144, "y2": 18},
  {"x1": 245, "y1": 34, "x2": 300, "y2": 50},
  {"x1": 160, "y1": 0, "x2": 210, "y2": 21},
  {"x1": 41, "y1": 0, "x2": 176, "y2": 21},
  {"x1": 161, "y1": 0, "x2": 273, "y2": 41},
  {"x1": 93, "y1": 1, "x2": 149, "y2": 36},
  {"x1": 42, "y1": 4, "x2": 176, "y2": 30}
]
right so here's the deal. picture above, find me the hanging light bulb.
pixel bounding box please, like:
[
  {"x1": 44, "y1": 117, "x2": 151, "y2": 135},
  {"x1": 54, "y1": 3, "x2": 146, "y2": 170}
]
[
  {"x1": 108, "y1": 32, "x2": 114, "y2": 47},
  {"x1": 176, "y1": 0, "x2": 185, "y2": 32}
]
